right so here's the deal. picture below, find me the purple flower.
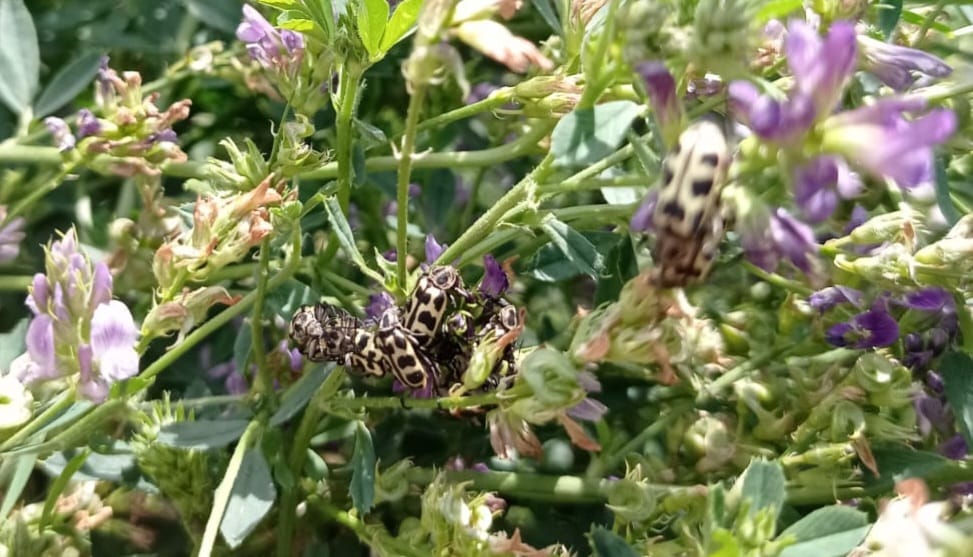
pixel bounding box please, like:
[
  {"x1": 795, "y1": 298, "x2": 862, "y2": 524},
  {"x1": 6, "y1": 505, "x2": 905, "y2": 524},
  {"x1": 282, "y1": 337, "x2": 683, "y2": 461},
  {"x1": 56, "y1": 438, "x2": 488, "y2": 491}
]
[
  {"x1": 12, "y1": 228, "x2": 140, "y2": 402},
  {"x1": 207, "y1": 360, "x2": 248, "y2": 395},
  {"x1": 787, "y1": 20, "x2": 857, "y2": 116},
  {"x1": 479, "y1": 255, "x2": 508, "y2": 298},
  {"x1": 729, "y1": 20, "x2": 856, "y2": 143},
  {"x1": 467, "y1": 82, "x2": 500, "y2": 104},
  {"x1": 902, "y1": 288, "x2": 952, "y2": 313},
  {"x1": 237, "y1": 4, "x2": 304, "y2": 71},
  {"x1": 636, "y1": 62, "x2": 682, "y2": 144},
  {"x1": 76, "y1": 109, "x2": 101, "y2": 138},
  {"x1": 940, "y1": 434, "x2": 968, "y2": 460},
  {"x1": 630, "y1": 190, "x2": 657, "y2": 233},
  {"x1": 825, "y1": 309, "x2": 899, "y2": 348},
  {"x1": 425, "y1": 234, "x2": 446, "y2": 263},
  {"x1": 914, "y1": 392, "x2": 949, "y2": 437},
  {"x1": 0, "y1": 207, "x2": 25, "y2": 263},
  {"x1": 148, "y1": 129, "x2": 179, "y2": 144},
  {"x1": 794, "y1": 156, "x2": 862, "y2": 223},
  {"x1": 566, "y1": 371, "x2": 607, "y2": 422},
  {"x1": 858, "y1": 35, "x2": 952, "y2": 91},
  {"x1": 808, "y1": 286, "x2": 863, "y2": 312},
  {"x1": 742, "y1": 208, "x2": 818, "y2": 273},
  {"x1": 822, "y1": 98, "x2": 956, "y2": 189},
  {"x1": 44, "y1": 117, "x2": 76, "y2": 151},
  {"x1": 366, "y1": 292, "x2": 395, "y2": 321}
]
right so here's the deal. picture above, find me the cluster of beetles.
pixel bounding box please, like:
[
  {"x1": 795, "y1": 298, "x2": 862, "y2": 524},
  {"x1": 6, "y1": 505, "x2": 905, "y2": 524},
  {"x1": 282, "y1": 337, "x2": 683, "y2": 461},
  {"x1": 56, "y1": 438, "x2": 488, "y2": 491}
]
[{"x1": 289, "y1": 265, "x2": 522, "y2": 399}]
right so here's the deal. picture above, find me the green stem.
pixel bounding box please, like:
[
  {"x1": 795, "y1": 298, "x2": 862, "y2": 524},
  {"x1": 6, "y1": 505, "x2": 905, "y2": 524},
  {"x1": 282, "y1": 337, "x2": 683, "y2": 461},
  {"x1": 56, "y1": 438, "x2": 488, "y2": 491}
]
[
  {"x1": 278, "y1": 367, "x2": 347, "y2": 557},
  {"x1": 8, "y1": 165, "x2": 76, "y2": 221},
  {"x1": 576, "y1": 0, "x2": 620, "y2": 109},
  {"x1": 590, "y1": 402, "x2": 692, "y2": 478},
  {"x1": 414, "y1": 90, "x2": 514, "y2": 133},
  {"x1": 396, "y1": 84, "x2": 427, "y2": 286},
  {"x1": 0, "y1": 391, "x2": 72, "y2": 452},
  {"x1": 336, "y1": 67, "x2": 363, "y2": 211},
  {"x1": 0, "y1": 125, "x2": 551, "y2": 179},
  {"x1": 328, "y1": 388, "x2": 519, "y2": 412},
  {"x1": 435, "y1": 141, "x2": 555, "y2": 267},
  {"x1": 251, "y1": 238, "x2": 274, "y2": 397},
  {"x1": 139, "y1": 227, "x2": 302, "y2": 382},
  {"x1": 0, "y1": 275, "x2": 32, "y2": 291},
  {"x1": 742, "y1": 261, "x2": 814, "y2": 296},
  {"x1": 0, "y1": 144, "x2": 61, "y2": 165},
  {"x1": 137, "y1": 394, "x2": 245, "y2": 410},
  {"x1": 695, "y1": 347, "x2": 794, "y2": 405}
]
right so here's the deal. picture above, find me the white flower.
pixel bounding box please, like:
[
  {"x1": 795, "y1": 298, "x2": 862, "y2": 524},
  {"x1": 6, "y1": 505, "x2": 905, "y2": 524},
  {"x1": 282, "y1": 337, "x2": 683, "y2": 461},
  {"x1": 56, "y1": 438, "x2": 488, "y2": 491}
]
[{"x1": 0, "y1": 374, "x2": 33, "y2": 429}]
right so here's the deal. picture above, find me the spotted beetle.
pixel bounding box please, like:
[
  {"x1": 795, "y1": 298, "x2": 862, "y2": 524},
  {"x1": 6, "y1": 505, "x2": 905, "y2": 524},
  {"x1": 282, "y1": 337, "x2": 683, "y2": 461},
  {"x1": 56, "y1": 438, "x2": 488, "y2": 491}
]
[{"x1": 651, "y1": 118, "x2": 732, "y2": 287}]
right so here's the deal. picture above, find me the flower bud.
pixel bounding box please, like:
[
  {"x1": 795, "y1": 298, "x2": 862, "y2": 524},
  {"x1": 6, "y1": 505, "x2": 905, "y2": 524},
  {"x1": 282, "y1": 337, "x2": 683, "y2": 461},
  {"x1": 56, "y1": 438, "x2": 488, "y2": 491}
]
[
  {"x1": 519, "y1": 348, "x2": 582, "y2": 408},
  {"x1": 402, "y1": 43, "x2": 469, "y2": 98},
  {"x1": 606, "y1": 479, "x2": 657, "y2": 523}
]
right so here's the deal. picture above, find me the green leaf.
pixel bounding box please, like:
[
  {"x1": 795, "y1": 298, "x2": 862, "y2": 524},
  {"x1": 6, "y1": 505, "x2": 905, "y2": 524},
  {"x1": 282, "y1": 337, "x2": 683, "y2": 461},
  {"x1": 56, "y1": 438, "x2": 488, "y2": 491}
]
[
  {"x1": 379, "y1": 0, "x2": 421, "y2": 52},
  {"x1": 0, "y1": 318, "x2": 28, "y2": 370},
  {"x1": 778, "y1": 525, "x2": 870, "y2": 557},
  {"x1": 271, "y1": 364, "x2": 334, "y2": 426},
  {"x1": 739, "y1": 459, "x2": 786, "y2": 521},
  {"x1": 263, "y1": 278, "x2": 319, "y2": 320},
  {"x1": 182, "y1": 0, "x2": 243, "y2": 34},
  {"x1": 530, "y1": 0, "x2": 562, "y2": 35},
  {"x1": 551, "y1": 101, "x2": 641, "y2": 167},
  {"x1": 277, "y1": 17, "x2": 316, "y2": 32},
  {"x1": 866, "y1": 447, "x2": 949, "y2": 486},
  {"x1": 779, "y1": 505, "x2": 868, "y2": 541},
  {"x1": 323, "y1": 195, "x2": 386, "y2": 285},
  {"x1": 350, "y1": 422, "x2": 376, "y2": 515},
  {"x1": 357, "y1": 0, "x2": 389, "y2": 59},
  {"x1": 220, "y1": 447, "x2": 276, "y2": 548},
  {"x1": 594, "y1": 234, "x2": 637, "y2": 305},
  {"x1": 157, "y1": 420, "x2": 250, "y2": 449},
  {"x1": 233, "y1": 323, "x2": 253, "y2": 378},
  {"x1": 755, "y1": 0, "x2": 802, "y2": 22},
  {"x1": 0, "y1": 0, "x2": 40, "y2": 114},
  {"x1": 39, "y1": 450, "x2": 156, "y2": 492},
  {"x1": 539, "y1": 214, "x2": 606, "y2": 278},
  {"x1": 589, "y1": 526, "x2": 639, "y2": 557},
  {"x1": 941, "y1": 351, "x2": 973, "y2": 446},
  {"x1": 899, "y1": 10, "x2": 951, "y2": 34},
  {"x1": 876, "y1": 0, "x2": 903, "y2": 39},
  {"x1": 33, "y1": 51, "x2": 103, "y2": 118},
  {"x1": 934, "y1": 157, "x2": 960, "y2": 227},
  {"x1": 0, "y1": 453, "x2": 36, "y2": 519}
]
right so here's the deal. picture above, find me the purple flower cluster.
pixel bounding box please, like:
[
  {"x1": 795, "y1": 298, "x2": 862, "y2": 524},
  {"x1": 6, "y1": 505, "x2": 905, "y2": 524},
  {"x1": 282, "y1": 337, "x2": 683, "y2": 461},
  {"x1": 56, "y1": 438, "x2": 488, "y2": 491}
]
[
  {"x1": 730, "y1": 20, "x2": 955, "y2": 201},
  {"x1": 236, "y1": 5, "x2": 305, "y2": 73},
  {"x1": 813, "y1": 286, "x2": 956, "y2": 354},
  {"x1": 631, "y1": 20, "x2": 956, "y2": 276},
  {"x1": 12, "y1": 229, "x2": 140, "y2": 402}
]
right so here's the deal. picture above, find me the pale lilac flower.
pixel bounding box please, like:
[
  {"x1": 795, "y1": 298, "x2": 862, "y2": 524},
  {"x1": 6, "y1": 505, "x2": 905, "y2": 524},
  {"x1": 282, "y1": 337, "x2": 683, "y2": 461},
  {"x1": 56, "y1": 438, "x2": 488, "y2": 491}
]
[
  {"x1": 425, "y1": 234, "x2": 447, "y2": 263},
  {"x1": 825, "y1": 309, "x2": 899, "y2": 348},
  {"x1": 821, "y1": 98, "x2": 956, "y2": 189},
  {"x1": 12, "y1": 229, "x2": 140, "y2": 402},
  {"x1": 479, "y1": 255, "x2": 508, "y2": 298},
  {"x1": 741, "y1": 208, "x2": 817, "y2": 273},
  {"x1": 236, "y1": 4, "x2": 304, "y2": 71},
  {"x1": 808, "y1": 286, "x2": 863, "y2": 312},
  {"x1": 207, "y1": 360, "x2": 248, "y2": 395},
  {"x1": 0, "y1": 207, "x2": 25, "y2": 263},
  {"x1": 630, "y1": 190, "x2": 658, "y2": 233},
  {"x1": 858, "y1": 35, "x2": 952, "y2": 91},
  {"x1": 566, "y1": 371, "x2": 608, "y2": 422},
  {"x1": 44, "y1": 117, "x2": 76, "y2": 151},
  {"x1": 76, "y1": 109, "x2": 101, "y2": 138},
  {"x1": 794, "y1": 156, "x2": 863, "y2": 223}
]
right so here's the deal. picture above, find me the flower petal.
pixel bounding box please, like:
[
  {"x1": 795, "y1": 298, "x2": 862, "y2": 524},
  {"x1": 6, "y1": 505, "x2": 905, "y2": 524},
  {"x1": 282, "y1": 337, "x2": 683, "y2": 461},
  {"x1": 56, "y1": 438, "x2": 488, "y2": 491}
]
[{"x1": 479, "y1": 255, "x2": 509, "y2": 298}]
